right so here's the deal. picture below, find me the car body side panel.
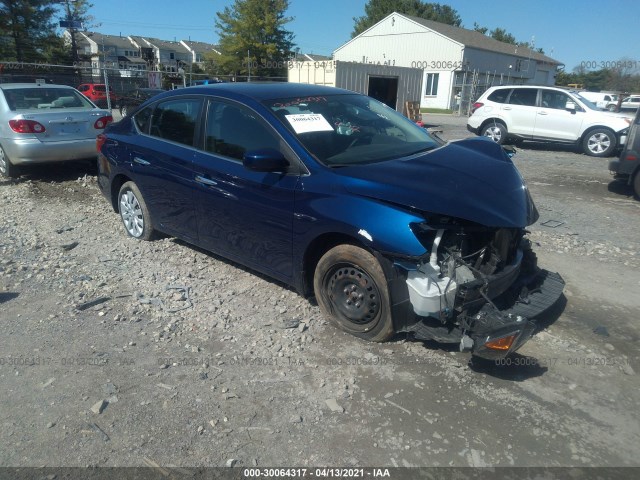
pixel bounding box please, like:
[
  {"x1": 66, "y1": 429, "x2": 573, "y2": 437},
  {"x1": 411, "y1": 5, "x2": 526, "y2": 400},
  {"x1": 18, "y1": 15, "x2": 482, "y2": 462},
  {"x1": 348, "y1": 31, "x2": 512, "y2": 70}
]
[
  {"x1": 192, "y1": 150, "x2": 298, "y2": 282},
  {"x1": 127, "y1": 135, "x2": 200, "y2": 242}
]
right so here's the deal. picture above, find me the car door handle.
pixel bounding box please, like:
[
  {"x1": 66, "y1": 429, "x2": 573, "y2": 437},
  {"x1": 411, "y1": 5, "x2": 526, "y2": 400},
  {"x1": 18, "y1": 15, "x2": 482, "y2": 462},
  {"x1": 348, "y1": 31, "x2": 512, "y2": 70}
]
[
  {"x1": 502, "y1": 107, "x2": 512, "y2": 110},
  {"x1": 538, "y1": 111, "x2": 548, "y2": 115},
  {"x1": 195, "y1": 175, "x2": 218, "y2": 186},
  {"x1": 133, "y1": 156, "x2": 150, "y2": 166}
]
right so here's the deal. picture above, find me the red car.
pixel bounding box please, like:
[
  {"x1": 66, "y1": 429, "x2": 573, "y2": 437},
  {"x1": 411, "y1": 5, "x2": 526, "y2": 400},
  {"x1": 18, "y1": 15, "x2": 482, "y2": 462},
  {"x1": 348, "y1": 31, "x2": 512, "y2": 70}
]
[{"x1": 77, "y1": 83, "x2": 116, "y2": 108}]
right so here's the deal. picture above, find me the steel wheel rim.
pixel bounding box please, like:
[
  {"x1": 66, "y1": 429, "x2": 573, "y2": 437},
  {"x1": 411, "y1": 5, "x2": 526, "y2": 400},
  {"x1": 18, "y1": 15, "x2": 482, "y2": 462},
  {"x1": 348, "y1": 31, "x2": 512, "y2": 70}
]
[
  {"x1": 120, "y1": 189, "x2": 144, "y2": 237},
  {"x1": 484, "y1": 126, "x2": 502, "y2": 142},
  {"x1": 121, "y1": 105, "x2": 127, "y2": 117},
  {"x1": 0, "y1": 147, "x2": 7, "y2": 175},
  {"x1": 325, "y1": 264, "x2": 380, "y2": 325},
  {"x1": 588, "y1": 133, "x2": 610, "y2": 154}
]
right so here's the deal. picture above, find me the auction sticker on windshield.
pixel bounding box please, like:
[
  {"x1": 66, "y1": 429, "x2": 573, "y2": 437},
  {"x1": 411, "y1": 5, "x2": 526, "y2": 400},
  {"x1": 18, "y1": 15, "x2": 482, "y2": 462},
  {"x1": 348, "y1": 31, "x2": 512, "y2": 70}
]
[{"x1": 285, "y1": 113, "x2": 334, "y2": 134}]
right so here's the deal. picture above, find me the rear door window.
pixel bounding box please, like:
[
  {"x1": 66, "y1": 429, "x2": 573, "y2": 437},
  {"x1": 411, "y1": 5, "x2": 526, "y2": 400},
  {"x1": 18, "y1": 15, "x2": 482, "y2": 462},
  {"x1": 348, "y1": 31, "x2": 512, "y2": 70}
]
[
  {"x1": 508, "y1": 88, "x2": 538, "y2": 106},
  {"x1": 133, "y1": 106, "x2": 153, "y2": 133},
  {"x1": 149, "y1": 98, "x2": 202, "y2": 146},
  {"x1": 487, "y1": 89, "x2": 510, "y2": 103}
]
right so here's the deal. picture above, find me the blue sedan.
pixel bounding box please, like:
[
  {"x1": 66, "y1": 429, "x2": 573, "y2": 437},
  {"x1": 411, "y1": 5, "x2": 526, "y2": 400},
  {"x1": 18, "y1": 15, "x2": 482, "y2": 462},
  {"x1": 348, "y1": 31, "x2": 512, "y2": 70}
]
[{"x1": 97, "y1": 83, "x2": 564, "y2": 360}]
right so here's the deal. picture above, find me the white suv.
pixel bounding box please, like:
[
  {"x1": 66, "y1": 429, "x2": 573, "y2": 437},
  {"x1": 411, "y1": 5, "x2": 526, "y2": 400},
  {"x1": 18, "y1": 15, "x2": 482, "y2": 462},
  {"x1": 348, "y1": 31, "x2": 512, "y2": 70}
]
[{"x1": 467, "y1": 86, "x2": 631, "y2": 157}]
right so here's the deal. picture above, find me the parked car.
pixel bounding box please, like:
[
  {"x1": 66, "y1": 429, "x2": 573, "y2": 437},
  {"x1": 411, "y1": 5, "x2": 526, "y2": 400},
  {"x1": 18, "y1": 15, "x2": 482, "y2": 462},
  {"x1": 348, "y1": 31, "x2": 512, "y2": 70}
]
[
  {"x1": 614, "y1": 95, "x2": 640, "y2": 112},
  {"x1": 578, "y1": 91, "x2": 618, "y2": 110},
  {"x1": 0, "y1": 82, "x2": 112, "y2": 178},
  {"x1": 97, "y1": 83, "x2": 564, "y2": 360},
  {"x1": 189, "y1": 79, "x2": 225, "y2": 86},
  {"x1": 78, "y1": 83, "x2": 117, "y2": 108},
  {"x1": 609, "y1": 105, "x2": 640, "y2": 198},
  {"x1": 116, "y1": 88, "x2": 165, "y2": 117},
  {"x1": 467, "y1": 85, "x2": 631, "y2": 157}
]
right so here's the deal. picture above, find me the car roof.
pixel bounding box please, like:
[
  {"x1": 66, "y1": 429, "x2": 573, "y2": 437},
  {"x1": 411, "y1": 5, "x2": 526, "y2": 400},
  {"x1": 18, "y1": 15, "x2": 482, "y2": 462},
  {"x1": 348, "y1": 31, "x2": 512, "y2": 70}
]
[
  {"x1": 0, "y1": 83, "x2": 75, "y2": 90},
  {"x1": 168, "y1": 82, "x2": 355, "y2": 101}
]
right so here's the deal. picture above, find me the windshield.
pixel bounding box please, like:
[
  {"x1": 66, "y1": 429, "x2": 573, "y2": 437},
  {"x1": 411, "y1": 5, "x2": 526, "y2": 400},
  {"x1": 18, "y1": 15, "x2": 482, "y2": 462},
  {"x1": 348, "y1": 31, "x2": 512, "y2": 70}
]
[
  {"x1": 574, "y1": 93, "x2": 602, "y2": 111},
  {"x1": 262, "y1": 94, "x2": 440, "y2": 166},
  {"x1": 3, "y1": 87, "x2": 95, "y2": 111}
]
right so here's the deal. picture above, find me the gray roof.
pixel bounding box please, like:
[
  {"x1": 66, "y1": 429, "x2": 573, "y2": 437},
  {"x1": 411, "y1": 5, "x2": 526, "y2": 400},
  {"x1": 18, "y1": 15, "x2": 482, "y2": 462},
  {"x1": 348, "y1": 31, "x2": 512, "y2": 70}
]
[
  {"x1": 301, "y1": 53, "x2": 332, "y2": 61},
  {"x1": 401, "y1": 14, "x2": 561, "y2": 65},
  {"x1": 80, "y1": 32, "x2": 136, "y2": 50},
  {"x1": 140, "y1": 37, "x2": 191, "y2": 54},
  {"x1": 182, "y1": 40, "x2": 221, "y2": 54}
]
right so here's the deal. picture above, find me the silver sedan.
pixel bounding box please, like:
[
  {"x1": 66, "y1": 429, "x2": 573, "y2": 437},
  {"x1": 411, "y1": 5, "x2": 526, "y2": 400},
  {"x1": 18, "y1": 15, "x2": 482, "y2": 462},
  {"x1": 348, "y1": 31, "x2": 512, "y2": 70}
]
[{"x1": 0, "y1": 82, "x2": 113, "y2": 178}]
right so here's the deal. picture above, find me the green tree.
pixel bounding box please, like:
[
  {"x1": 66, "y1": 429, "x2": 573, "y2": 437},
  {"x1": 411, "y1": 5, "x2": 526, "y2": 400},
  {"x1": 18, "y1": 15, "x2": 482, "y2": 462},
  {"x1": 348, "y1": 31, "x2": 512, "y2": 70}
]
[
  {"x1": 472, "y1": 22, "x2": 487, "y2": 35},
  {"x1": 352, "y1": 0, "x2": 461, "y2": 37},
  {"x1": 215, "y1": 0, "x2": 295, "y2": 78},
  {"x1": 54, "y1": 0, "x2": 97, "y2": 63},
  {"x1": 488, "y1": 27, "x2": 516, "y2": 45},
  {"x1": 0, "y1": 0, "x2": 58, "y2": 62}
]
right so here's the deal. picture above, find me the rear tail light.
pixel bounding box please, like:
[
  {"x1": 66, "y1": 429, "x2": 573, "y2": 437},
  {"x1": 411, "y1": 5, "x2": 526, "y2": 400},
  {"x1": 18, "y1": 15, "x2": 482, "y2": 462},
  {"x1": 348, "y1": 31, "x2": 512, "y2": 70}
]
[
  {"x1": 96, "y1": 133, "x2": 107, "y2": 152},
  {"x1": 9, "y1": 119, "x2": 46, "y2": 133},
  {"x1": 470, "y1": 102, "x2": 484, "y2": 115},
  {"x1": 94, "y1": 115, "x2": 113, "y2": 129},
  {"x1": 625, "y1": 153, "x2": 637, "y2": 161}
]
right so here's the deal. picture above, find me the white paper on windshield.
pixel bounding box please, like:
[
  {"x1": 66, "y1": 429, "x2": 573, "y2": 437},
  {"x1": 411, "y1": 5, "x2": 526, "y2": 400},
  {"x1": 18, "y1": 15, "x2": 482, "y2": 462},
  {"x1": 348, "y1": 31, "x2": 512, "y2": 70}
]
[{"x1": 285, "y1": 113, "x2": 334, "y2": 134}]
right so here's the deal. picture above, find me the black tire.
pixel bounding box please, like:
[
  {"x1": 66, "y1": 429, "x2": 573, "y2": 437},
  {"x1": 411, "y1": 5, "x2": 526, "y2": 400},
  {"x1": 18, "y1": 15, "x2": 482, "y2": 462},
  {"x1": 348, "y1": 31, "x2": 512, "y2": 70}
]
[
  {"x1": 0, "y1": 144, "x2": 19, "y2": 179},
  {"x1": 313, "y1": 244, "x2": 394, "y2": 342},
  {"x1": 582, "y1": 128, "x2": 617, "y2": 157},
  {"x1": 633, "y1": 171, "x2": 640, "y2": 200},
  {"x1": 117, "y1": 181, "x2": 155, "y2": 240},
  {"x1": 480, "y1": 121, "x2": 508, "y2": 144}
]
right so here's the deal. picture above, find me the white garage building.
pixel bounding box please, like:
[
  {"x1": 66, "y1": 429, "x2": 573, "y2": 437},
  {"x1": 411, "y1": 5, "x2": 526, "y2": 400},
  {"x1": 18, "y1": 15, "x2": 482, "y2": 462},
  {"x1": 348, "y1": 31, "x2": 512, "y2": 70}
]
[{"x1": 333, "y1": 12, "x2": 563, "y2": 112}]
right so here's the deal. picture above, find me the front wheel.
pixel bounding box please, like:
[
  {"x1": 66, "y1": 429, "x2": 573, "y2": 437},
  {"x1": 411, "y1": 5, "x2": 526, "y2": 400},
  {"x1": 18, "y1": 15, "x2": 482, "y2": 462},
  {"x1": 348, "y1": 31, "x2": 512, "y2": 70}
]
[
  {"x1": 313, "y1": 245, "x2": 394, "y2": 342},
  {"x1": 582, "y1": 128, "x2": 617, "y2": 157},
  {"x1": 607, "y1": 104, "x2": 617, "y2": 112},
  {"x1": 117, "y1": 181, "x2": 155, "y2": 240},
  {"x1": 481, "y1": 122, "x2": 507, "y2": 144}
]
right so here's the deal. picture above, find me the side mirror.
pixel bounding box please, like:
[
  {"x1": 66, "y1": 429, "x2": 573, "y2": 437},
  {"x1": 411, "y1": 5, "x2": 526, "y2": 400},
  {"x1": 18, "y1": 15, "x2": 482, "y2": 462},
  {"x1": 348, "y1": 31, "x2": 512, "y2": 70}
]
[
  {"x1": 502, "y1": 145, "x2": 517, "y2": 158},
  {"x1": 243, "y1": 148, "x2": 289, "y2": 172},
  {"x1": 566, "y1": 101, "x2": 577, "y2": 113}
]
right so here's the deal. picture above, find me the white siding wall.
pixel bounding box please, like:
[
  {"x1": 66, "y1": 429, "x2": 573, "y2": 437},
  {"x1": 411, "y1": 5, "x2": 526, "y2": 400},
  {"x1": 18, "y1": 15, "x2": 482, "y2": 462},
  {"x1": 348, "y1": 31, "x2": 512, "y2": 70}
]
[
  {"x1": 288, "y1": 61, "x2": 336, "y2": 86},
  {"x1": 334, "y1": 14, "x2": 463, "y2": 109}
]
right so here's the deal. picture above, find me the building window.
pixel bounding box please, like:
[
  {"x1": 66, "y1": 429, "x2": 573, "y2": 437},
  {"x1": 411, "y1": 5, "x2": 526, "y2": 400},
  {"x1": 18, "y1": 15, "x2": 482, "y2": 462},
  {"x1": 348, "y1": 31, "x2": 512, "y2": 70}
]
[
  {"x1": 170, "y1": 52, "x2": 175, "y2": 60},
  {"x1": 425, "y1": 73, "x2": 439, "y2": 96}
]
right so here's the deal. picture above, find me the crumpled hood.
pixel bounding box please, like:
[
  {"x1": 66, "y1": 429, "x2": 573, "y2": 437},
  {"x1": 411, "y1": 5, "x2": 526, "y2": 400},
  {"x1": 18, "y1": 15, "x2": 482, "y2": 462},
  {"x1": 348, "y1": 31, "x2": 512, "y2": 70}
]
[{"x1": 339, "y1": 137, "x2": 539, "y2": 227}]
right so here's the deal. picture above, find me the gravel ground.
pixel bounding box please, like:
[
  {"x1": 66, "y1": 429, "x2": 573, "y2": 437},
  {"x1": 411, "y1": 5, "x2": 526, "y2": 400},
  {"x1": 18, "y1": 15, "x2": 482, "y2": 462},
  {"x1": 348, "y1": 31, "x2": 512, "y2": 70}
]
[{"x1": 1, "y1": 115, "x2": 639, "y2": 470}]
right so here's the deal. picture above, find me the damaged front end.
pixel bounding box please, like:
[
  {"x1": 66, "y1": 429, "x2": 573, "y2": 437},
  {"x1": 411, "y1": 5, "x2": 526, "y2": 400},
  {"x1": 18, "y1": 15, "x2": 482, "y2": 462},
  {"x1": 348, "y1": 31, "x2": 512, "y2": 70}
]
[{"x1": 396, "y1": 219, "x2": 564, "y2": 360}]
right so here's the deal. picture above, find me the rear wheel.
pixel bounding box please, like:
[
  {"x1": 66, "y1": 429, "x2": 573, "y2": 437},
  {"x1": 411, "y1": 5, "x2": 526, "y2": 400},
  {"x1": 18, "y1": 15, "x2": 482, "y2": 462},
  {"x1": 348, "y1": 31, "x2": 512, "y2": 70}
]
[
  {"x1": 0, "y1": 144, "x2": 19, "y2": 179},
  {"x1": 481, "y1": 122, "x2": 507, "y2": 144},
  {"x1": 117, "y1": 181, "x2": 155, "y2": 240},
  {"x1": 582, "y1": 128, "x2": 617, "y2": 157},
  {"x1": 313, "y1": 244, "x2": 394, "y2": 342},
  {"x1": 633, "y1": 171, "x2": 640, "y2": 200}
]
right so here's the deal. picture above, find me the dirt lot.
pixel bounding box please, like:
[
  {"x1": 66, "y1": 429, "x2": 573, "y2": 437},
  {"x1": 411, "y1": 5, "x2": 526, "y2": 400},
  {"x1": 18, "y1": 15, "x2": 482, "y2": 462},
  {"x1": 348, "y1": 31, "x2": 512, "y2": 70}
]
[{"x1": 1, "y1": 114, "x2": 639, "y2": 471}]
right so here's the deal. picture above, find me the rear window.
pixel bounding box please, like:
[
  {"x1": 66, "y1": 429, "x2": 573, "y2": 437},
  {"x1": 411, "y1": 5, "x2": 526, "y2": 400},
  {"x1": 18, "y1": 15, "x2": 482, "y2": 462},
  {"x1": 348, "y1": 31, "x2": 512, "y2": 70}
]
[
  {"x1": 2, "y1": 87, "x2": 93, "y2": 111},
  {"x1": 487, "y1": 89, "x2": 510, "y2": 103},
  {"x1": 94, "y1": 85, "x2": 106, "y2": 92},
  {"x1": 508, "y1": 88, "x2": 538, "y2": 107}
]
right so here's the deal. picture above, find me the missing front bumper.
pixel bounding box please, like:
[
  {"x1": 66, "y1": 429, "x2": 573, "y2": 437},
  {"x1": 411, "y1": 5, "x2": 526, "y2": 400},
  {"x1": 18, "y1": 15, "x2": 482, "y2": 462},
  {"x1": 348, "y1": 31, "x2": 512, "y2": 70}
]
[{"x1": 406, "y1": 268, "x2": 565, "y2": 359}]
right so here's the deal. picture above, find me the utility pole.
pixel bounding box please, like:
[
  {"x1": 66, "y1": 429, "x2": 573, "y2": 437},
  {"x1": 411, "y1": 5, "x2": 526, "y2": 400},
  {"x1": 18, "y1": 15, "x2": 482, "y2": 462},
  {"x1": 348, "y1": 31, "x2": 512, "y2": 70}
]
[
  {"x1": 59, "y1": 0, "x2": 80, "y2": 63},
  {"x1": 247, "y1": 49, "x2": 251, "y2": 82}
]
